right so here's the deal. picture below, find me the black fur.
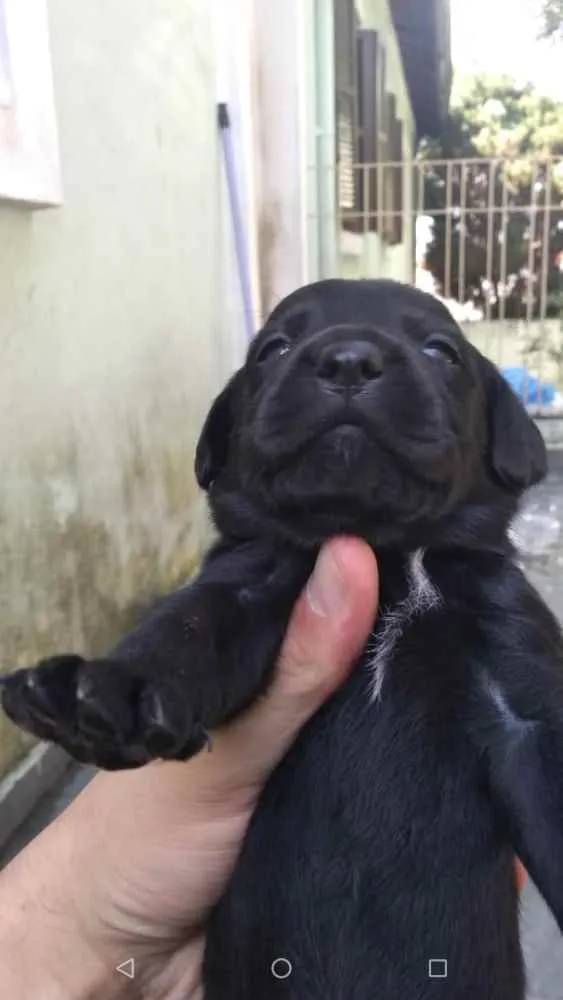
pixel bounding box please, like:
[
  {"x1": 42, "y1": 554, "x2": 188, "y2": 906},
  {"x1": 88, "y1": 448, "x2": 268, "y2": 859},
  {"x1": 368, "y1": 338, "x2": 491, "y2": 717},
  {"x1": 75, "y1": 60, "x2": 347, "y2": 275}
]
[{"x1": 2, "y1": 278, "x2": 561, "y2": 999}]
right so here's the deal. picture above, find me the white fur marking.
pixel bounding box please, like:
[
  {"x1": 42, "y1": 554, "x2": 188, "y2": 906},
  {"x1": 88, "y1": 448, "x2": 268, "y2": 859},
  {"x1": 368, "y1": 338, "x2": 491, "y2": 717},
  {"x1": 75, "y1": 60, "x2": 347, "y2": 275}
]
[
  {"x1": 370, "y1": 549, "x2": 441, "y2": 701},
  {"x1": 482, "y1": 673, "x2": 537, "y2": 738}
]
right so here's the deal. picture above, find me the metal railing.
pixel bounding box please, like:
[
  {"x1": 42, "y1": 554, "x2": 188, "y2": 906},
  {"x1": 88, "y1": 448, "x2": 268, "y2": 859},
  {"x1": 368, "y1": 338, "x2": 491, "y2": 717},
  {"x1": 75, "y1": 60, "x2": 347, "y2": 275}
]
[{"x1": 320, "y1": 155, "x2": 563, "y2": 418}]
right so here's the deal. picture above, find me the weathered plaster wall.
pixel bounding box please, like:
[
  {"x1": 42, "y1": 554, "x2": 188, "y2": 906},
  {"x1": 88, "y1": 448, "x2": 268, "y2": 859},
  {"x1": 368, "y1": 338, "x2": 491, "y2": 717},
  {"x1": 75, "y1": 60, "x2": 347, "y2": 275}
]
[{"x1": 0, "y1": 0, "x2": 243, "y2": 775}]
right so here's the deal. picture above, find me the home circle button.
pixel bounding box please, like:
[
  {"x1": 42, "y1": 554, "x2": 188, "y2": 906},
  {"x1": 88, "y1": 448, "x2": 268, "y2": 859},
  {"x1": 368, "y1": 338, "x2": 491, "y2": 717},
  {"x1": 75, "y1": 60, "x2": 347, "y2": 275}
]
[{"x1": 271, "y1": 957, "x2": 293, "y2": 980}]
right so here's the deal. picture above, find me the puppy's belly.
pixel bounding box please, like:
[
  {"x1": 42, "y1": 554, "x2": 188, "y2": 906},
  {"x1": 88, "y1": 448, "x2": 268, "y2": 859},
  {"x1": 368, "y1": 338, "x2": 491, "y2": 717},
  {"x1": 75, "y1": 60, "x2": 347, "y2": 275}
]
[{"x1": 203, "y1": 664, "x2": 524, "y2": 1000}]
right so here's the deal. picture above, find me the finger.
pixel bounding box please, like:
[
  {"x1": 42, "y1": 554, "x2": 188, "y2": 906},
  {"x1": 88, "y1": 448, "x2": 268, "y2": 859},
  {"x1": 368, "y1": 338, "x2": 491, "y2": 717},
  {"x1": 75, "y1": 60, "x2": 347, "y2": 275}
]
[{"x1": 214, "y1": 536, "x2": 378, "y2": 785}]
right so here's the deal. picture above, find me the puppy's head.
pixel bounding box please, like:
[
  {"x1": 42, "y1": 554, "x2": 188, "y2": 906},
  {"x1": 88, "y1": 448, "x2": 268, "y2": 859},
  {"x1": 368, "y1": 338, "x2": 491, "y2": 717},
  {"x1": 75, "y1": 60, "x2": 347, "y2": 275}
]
[{"x1": 195, "y1": 280, "x2": 547, "y2": 548}]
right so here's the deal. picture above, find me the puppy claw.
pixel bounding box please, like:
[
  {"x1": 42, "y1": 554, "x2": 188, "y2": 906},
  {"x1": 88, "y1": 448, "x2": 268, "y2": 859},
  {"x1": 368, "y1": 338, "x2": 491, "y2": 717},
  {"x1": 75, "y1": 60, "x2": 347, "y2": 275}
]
[
  {"x1": 194, "y1": 721, "x2": 214, "y2": 752},
  {"x1": 141, "y1": 688, "x2": 169, "y2": 729},
  {"x1": 144, "y1": 727, "x2": 181, "y2": 758}
]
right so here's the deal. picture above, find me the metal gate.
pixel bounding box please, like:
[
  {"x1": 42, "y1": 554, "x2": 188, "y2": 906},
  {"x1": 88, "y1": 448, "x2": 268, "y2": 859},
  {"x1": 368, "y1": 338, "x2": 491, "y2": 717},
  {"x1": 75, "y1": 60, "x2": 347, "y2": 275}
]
[{"x1": 325, "y1": 155, "x2": 563, "y2": 424}]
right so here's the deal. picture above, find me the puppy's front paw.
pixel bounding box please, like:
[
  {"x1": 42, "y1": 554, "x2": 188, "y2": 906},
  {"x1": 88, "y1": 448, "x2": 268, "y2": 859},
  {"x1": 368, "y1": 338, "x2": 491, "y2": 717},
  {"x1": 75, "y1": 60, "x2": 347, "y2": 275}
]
[{"x1": 0, "y1": 655, "x2": 211, "y2": 770}]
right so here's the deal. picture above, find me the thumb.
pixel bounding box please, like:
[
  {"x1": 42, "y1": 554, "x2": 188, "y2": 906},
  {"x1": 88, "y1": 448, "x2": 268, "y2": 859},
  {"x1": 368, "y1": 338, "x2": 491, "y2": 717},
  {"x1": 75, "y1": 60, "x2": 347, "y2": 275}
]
[{"x1": 218, "y1": 536, "x2": 379, "y2": 783}]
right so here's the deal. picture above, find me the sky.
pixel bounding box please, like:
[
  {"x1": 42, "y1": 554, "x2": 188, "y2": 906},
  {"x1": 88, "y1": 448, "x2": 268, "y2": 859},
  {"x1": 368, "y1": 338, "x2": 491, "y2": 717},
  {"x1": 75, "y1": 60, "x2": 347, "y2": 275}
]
[{"x1": 451, "y1": 0, "x2": 563, "y2": 101}]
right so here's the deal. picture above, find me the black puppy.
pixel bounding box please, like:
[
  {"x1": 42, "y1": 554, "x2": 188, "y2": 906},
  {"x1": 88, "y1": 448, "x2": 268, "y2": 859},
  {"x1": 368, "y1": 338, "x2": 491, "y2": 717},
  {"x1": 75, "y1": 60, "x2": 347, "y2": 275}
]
[{"x1": 2, "y1": 278, "x2": 562, "y2": 999}]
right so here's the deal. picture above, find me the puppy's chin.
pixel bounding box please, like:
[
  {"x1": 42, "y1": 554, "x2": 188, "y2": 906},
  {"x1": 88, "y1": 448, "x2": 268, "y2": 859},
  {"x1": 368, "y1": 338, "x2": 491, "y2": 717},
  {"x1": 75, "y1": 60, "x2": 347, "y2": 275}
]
[
  {"x1": 268, "y1": 422, "x2": 377, "y2": 498},
  {"x1": 233, "y1": 418, "x2": 468, "y2": 547},
  {"x1": 310, "y1": 423, "x2": 371, "y2": 479}
]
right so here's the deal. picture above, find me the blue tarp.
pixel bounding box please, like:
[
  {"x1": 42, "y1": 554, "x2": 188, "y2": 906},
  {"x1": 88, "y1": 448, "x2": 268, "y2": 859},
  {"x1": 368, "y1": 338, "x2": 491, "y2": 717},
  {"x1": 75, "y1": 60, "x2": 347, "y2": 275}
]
[{"x1": 501, "y1": 366, "x2": 556, "y2": 406}]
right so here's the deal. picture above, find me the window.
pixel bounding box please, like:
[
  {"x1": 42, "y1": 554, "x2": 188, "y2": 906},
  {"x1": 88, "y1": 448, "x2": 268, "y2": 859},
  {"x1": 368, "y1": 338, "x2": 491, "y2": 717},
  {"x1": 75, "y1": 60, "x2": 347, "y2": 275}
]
[
  {"x1": 333, "y1": 3, "x2": 404, "y2": 242},
  {"x1": 356, "y1": 28, "x2": 382, "y2": 232},
  {"x1": 334, "y1": 0, "x2": 358, "y2": 215},
  {"x1": 0, "y1": 1, "x2": 13, "y2": 108},
  {"x1": 0, "y1": 0, "x2": 62, "y2": 207}
]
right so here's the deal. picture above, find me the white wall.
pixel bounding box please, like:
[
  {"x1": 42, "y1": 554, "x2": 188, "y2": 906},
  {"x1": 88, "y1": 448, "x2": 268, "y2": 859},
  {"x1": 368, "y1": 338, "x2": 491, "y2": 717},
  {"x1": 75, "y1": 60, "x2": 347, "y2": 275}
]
[
  {"x1": 252, "y1": 0, "x2": 310, "y2": 318},
  {"x1": 249, "y1": 0, "x2": 419, "y2": 306}
]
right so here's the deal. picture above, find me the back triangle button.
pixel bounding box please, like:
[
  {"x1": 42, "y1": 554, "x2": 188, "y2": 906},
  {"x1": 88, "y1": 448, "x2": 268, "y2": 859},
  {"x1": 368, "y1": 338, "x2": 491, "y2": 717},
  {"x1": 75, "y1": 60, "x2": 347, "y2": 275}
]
[{"x1": 116, "y1": 958, "x2": 135, "y2": 980}]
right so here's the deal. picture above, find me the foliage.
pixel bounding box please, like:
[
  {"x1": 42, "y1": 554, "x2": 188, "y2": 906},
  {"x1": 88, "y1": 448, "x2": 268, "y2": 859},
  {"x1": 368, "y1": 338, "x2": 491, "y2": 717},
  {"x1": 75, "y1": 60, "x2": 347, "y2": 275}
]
[
  {"x1": 540, "y1": 0, "x2": 563, "y2": 40},
  {"x1": 420, "y1": 75, "x2": 563, "y2": 318}
]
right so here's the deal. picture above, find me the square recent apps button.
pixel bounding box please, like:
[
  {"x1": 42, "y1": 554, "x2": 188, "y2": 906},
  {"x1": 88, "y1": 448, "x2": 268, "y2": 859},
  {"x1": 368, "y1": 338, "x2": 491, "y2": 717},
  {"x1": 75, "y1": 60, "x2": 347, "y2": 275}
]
[{"x1": 428, "y1": 959, "x2": 448, "y2": 978}]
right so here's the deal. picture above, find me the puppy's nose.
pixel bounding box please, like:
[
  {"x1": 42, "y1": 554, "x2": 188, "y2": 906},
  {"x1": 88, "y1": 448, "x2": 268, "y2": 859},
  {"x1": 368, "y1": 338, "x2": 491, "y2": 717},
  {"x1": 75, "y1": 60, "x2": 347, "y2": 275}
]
[{"x1": 316, "y1": 340, "x2": 383, "y2": 389}]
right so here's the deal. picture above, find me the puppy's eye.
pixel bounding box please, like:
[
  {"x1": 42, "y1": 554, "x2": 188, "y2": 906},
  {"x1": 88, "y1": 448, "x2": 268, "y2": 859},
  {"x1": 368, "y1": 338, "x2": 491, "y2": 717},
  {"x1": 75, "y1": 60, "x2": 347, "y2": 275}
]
[
  {"x1": 255, "y1": 334, "x2": 292, "y2": 364},
  {"x1": 422, "y1": 337, "x2": 460, "y2": 365}
]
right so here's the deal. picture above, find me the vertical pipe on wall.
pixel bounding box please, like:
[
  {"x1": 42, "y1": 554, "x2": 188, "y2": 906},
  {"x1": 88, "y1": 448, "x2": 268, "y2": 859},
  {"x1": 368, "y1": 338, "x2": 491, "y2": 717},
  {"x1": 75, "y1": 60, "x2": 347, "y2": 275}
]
[
  {"x1": 213, "y1": 0, "x2": 261, "y2": 357},
  {"x1": 218, "y1": 102, "x2": 256, "y2": 342}
]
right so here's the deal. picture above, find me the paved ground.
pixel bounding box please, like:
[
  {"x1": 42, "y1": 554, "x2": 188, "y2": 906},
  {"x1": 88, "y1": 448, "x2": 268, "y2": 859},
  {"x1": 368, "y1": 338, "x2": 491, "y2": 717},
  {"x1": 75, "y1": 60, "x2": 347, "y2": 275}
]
[
  {"x1": 0, "y1": 763, "x2": 95, "y2": 868},
  {"x1": 504, "y1": 474, "x2": 563, "y2": 999},
  {"x1": 2, "y1": 477, "x2": 563, "y2": 996}
]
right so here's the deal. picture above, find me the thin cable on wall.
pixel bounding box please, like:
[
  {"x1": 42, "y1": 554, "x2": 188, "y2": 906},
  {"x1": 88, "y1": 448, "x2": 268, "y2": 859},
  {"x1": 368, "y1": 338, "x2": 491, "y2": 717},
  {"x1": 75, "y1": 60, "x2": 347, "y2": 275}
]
[{"x1": 217, "y1": 102, "x2": 255, "y2": 342}]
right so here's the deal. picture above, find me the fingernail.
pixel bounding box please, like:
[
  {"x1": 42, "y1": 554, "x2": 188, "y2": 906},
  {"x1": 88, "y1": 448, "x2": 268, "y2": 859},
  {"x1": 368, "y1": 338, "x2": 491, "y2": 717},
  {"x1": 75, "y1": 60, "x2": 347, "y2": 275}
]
[{"x1": 307, "y1": 545, "x2": 348, "y2": 618}]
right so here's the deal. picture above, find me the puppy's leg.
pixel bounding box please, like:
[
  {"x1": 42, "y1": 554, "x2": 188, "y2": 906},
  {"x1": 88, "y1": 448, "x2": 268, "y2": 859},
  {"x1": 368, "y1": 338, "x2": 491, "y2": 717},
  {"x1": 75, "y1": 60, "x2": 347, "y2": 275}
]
[
  {"x1": 0, "y1": 541, "x2": 313, "y2": 770},
  {"x1": 471, "y1": 621, "x2": 563, "y2": 930}
]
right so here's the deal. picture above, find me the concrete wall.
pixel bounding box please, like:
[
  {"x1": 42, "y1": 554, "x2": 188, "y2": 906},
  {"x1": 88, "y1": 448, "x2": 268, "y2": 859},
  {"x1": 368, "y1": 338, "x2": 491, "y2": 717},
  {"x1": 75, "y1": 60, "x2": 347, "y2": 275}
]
[
  {"x1": 462, "y1": 320, "x2": 563, "y2": 391},
  {"x1": 0, "y1": 0, "x2": 250, "y2": 776},
  {"x1": 253, "y1": 0, "x2": 310, "y2": 316}
]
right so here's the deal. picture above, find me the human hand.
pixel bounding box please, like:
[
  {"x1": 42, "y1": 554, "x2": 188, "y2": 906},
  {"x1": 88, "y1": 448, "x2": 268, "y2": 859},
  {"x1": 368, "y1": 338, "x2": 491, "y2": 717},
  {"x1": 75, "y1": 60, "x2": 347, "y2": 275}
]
[{"x1": 0, "y1": 537, "x2": 379, "y2": 1000}]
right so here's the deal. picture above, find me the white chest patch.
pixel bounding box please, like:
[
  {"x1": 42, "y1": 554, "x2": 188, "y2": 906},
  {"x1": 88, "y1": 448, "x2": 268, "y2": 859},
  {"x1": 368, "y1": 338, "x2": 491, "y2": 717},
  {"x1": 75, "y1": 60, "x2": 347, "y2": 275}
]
[{"x1": 369, "y1": 549, "x2": 441, "y2": 701}]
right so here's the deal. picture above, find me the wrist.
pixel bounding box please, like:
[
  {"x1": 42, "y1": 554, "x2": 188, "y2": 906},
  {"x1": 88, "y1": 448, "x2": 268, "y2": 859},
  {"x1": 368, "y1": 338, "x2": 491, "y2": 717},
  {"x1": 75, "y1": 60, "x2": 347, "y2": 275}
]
[
  {"x1": 0, "y1": 826, "x2": 205, "y2": 1000},
  {"x1": 0, "y1": 833, "x2": 133, "y2": 1000}
]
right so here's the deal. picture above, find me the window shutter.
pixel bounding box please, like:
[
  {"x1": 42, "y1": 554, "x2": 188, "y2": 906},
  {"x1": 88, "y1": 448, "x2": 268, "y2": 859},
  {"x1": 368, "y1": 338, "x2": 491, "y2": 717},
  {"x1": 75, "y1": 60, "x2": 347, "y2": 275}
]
[
  {"x1": 357, "y1": 30, "x2": 379, "y2": 232},
  {"x1": 334, "y1": 0, "x2": 359, "y2": 221},
  {"x1": 333, "y1": 4, "x2": 404, "y2": 246},
  {"x1": 378, "y1": 92, "x2": 389, "y2": 242},
  {"x1": 388, "y1": 94, "x2": 404, "y2": 246}
]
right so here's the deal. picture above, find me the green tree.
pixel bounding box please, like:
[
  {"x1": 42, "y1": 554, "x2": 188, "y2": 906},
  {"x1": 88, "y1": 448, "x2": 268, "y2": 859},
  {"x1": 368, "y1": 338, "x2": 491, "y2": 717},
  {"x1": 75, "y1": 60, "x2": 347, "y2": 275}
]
[
  {"x1": 420, "y1": 75, "x2": 563, "y2": 319},
  {"x1": 540, "y1": 0, "x2": 563, "y2": 40}
]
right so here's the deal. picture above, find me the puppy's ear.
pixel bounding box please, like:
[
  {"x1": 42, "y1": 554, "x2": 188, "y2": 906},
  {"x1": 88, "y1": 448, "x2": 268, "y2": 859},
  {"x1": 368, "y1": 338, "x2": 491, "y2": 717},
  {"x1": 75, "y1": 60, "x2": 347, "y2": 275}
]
[
  {"x1": 482, "y1": 358, "x2": 547, "y2": 492},
  {"x1": 195, "y1": 371, "x2": 243, "y2": 490}
]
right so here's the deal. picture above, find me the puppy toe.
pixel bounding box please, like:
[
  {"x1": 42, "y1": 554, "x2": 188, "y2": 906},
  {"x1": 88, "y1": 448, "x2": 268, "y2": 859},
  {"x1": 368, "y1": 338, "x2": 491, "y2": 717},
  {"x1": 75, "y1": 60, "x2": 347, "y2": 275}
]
[
  {"x1": 1, "y1": 655, "x2": 83, "y2": 739},
  {"x1": 140, "y1": 685, "x2": 204, "y2": 759},
  {"x1": 1, "y1": 671, "x2": 54, "y2": 740},
  {"x1": 75, "y1": 661, "x2": 137, "y2": 742}
]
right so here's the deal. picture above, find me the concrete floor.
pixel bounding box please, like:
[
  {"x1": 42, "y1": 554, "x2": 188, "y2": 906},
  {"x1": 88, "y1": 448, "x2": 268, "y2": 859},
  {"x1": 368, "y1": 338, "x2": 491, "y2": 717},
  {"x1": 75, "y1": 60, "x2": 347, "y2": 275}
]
[
  {"x1": 0, "y1": 763, "x2": 95, "y2": 868},
  {"x1": 2, "y1": 477, "x2": 563, "y2": 996},
  {"x1": 505, "y1": 474, "x2": 563, "y2": 999}
]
